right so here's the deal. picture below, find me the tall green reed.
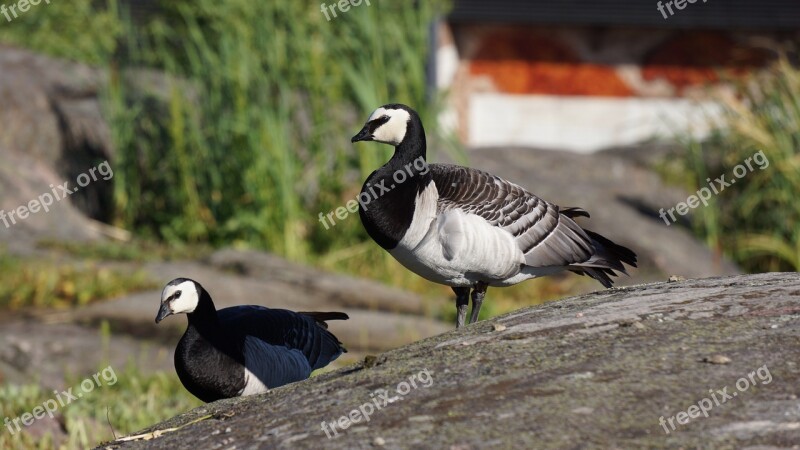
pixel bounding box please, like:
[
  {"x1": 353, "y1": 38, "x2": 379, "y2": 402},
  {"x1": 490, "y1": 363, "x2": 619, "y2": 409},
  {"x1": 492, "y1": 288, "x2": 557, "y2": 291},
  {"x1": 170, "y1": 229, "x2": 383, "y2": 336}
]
[
  {"x1": 676, "y1": 58, "x2": 800, "y2": 271},
  {"x1": 110, "y1": 0, "x2": 456, "y2": 261},
  {"x1": 0, "y1": 0, "x2": 121, "y2": 64}
]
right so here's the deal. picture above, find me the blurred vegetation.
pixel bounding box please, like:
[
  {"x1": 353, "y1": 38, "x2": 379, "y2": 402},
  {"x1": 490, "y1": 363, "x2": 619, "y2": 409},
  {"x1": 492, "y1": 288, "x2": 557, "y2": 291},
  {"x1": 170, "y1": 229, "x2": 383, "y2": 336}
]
[
  {"x1": 102, "y1": 0, "x2": 475, "y2": 308},
  {"x1": 0, "y1": 254, "x2": 155, "y2": 310},
  {"x1": 108, "y1": 0, "x2": 458, "y2": 262},
  {"x1": 0, "y1": 0, "x2": 460, "y2": 270},
  {"x1": 0, "y1": 366, "x2": 199, "y2": 449},
  {"x1": 660, "y1": 58, "x2": 800, "y2": 272},
  {"x1": 0, "y1": 0, "x2": 479, "y2": 304},
  {"x1": 0, "y1": 0, "x2": 122, "y2": 64},
  {"x1": 37, "y1": 239, "x2": 212, "y2": 263},
  {"x1": 0, "y1": 325, "x2": 201, "y2": 450}
]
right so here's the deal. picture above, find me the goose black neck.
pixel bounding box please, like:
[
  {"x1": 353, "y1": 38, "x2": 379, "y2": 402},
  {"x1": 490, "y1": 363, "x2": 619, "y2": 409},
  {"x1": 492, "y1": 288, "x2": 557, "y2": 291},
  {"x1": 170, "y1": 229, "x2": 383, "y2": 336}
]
[
  {"x1": 388, "y1": 114, "x2": 426, "y2": 169},
  {"x1": 186, "y1": 289, "x2": 219, "y2": 334},
  {"x1": 358, "y1": 112, "x2": 432, "y2": 250}
]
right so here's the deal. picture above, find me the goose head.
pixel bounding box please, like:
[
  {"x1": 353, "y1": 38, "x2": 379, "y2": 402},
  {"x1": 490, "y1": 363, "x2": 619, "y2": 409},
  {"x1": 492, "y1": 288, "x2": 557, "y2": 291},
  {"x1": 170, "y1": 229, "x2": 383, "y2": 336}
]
[
  {"x1": 351, "y1": 104, "x2": 417, "y2": 147},
  {"x1": 155, "y1": 278, "x2": 202, "y2": 323}
]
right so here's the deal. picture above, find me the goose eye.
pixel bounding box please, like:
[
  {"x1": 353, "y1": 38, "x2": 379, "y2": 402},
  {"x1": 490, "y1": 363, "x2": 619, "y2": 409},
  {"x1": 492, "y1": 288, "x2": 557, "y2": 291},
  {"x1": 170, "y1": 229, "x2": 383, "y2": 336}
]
[
  {"x1": 174, "y1": 291, "x2": 182, "y2": 299},
  {"x1": 370, "y1": 115, "x2": 390, "y2": 130}
]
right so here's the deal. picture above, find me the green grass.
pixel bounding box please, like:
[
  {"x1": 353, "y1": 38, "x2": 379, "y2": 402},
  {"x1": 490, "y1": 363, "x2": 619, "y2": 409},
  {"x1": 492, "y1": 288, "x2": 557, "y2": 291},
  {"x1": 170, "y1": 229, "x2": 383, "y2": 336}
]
[
  {"x1": 107, "y1": 0, "x2": 459, "y2": 261},
  {"x1": 0, "y1": 254, "x2": 156, "y2": 310},
  {"x1": 0, "y1": 0, "x2": 460, "y2": 259},
  {"x1": 661, "y1": 58, "x2": 800, "y2": 272},
  {"x1": 0, "y1": 0, "x2": 121, "y2": 64},
  {"x1": 0, "y1": 366, "x2": 200, "y2": 450},
  {"x1": 0, "y1": 356, "x2": 200, "y2": 450},
  {"x1": 0, "y1": 0, "x2": 480, "y2": 306},
  {"x1": 37, "y1": 239, "x2": 212, "y2": 263}
]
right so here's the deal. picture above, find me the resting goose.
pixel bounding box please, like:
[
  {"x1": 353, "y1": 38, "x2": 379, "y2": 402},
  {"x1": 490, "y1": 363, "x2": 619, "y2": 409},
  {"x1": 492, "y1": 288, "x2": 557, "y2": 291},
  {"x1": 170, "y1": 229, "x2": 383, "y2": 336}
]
[
  {"x1": 351, "y1": 104, "x2": 637, "y2": 328},
  {"x1": 155, "y1": 278, "x2": 348, "y2": 402}
]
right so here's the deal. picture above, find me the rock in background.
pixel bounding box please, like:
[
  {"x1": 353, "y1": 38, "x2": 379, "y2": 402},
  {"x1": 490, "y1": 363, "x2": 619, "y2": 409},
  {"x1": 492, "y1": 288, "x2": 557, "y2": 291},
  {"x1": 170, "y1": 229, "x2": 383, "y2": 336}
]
[{"x1": 0, "y1": 45, "x2": 114, "y2": 252}]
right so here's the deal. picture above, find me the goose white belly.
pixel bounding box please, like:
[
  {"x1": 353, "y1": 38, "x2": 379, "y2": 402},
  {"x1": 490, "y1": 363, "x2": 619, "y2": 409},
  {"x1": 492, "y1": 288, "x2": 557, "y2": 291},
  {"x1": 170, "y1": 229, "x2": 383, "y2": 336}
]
[{"x1": 389, "y1": 183, "x2": 541, "y2": 287}]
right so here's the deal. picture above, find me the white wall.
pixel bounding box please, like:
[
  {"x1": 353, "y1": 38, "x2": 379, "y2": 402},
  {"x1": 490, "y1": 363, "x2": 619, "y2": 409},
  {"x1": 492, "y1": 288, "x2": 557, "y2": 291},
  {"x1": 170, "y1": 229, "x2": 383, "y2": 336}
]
[{"x1": 465, "y1": 93, "x2": 724, "y2": 153}]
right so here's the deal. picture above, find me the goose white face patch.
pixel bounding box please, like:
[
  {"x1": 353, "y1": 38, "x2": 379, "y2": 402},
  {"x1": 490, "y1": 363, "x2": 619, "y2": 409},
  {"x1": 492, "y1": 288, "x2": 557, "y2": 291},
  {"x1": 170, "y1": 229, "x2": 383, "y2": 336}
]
[
  {"x1": 161, "y1": 280, "x2": 199, "y2": 314},
  {"x1": 369, "y1": 107, "x2": 410, "y2": 146}
]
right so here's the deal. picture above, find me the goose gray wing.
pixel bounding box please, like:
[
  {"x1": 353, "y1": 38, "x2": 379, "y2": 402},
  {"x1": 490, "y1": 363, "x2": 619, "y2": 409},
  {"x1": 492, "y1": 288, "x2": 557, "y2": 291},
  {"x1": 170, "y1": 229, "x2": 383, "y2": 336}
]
[
  {"x1": 430, "y1": 163, "x2": 595, "y2": 268},
  {"x1": 218, "y1": 306, "x2": 347, "y2": 370},
  {"x1": 239, "y1": 336, "x2": 312, "y2": 392}
]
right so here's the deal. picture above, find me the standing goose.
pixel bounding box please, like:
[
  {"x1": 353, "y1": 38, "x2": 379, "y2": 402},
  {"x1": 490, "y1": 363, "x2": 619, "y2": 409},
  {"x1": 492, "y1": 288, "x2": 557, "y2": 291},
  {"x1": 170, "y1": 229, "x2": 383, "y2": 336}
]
[
  {"x1": 155, "y1": 278, "x2": 348, "y2": 402},
  {"x1": 352, "y1": 104, "x2": 637, "y2": 328}
]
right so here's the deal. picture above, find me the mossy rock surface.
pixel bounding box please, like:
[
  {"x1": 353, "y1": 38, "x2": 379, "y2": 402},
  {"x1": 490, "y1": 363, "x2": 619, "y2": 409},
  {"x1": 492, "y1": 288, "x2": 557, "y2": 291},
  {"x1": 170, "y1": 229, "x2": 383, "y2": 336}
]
[{"x1": 102, "y1": 272, "x2": 800, "y2": 449}]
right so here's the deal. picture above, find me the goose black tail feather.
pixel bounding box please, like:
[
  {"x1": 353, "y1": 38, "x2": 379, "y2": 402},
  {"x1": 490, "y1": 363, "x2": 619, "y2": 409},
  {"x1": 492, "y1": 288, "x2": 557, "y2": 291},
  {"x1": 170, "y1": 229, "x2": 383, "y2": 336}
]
[
  {"x1": 566, "y1": 228, "x2": 638, "y2": 288},
  {"x1": 585, "y1": 229, "x2": 638, "y2": 269},
  {"x1": 298, "y1": 311, "x2": 350, "y2": 360},
  {"x1": 561, "y1": 206, "x2": 591, "y2": 219},
  {"x1": 299, "y1": 311, "x2": 349, "y2": 329}
]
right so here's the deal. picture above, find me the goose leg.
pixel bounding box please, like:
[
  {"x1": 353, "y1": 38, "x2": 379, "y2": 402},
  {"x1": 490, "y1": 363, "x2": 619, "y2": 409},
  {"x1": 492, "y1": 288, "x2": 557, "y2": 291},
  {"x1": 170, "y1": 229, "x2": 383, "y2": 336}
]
[
  {"x1": 469, "y1": 282, "x2": 488, "y2": 324},
  {"x1": 453, "y1": 287, "x2": 470, "y2": 328}
]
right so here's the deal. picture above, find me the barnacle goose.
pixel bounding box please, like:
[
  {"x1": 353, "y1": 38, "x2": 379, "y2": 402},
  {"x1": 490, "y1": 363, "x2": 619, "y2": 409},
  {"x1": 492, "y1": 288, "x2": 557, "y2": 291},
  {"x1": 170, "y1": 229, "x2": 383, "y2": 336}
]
[
  {"x1": 155, "y1": 278, "x2": 348, "y2": 402},
  {"x1": 352, "y1": 104, "x2": 637, "y2": 329}
]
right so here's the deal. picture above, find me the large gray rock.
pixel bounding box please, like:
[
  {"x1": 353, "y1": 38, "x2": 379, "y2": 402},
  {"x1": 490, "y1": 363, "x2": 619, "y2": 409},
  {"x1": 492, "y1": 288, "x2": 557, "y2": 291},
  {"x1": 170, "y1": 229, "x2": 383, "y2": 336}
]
[
  {"x1": 0, "y1": 46, "x2": 114, "y2": 252},
  {"x1": 0, "y1": 47, "x2": 193, "y2": 253},
  {"x1": 0, "y1": 320, "x2": 172, "y2": 389},
  {"x1": 102, "y1": 272, "x2": 799, "y2": 449},
  {"x1": 207, "y1": 249, "x2": 428, "y2": 316}
]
